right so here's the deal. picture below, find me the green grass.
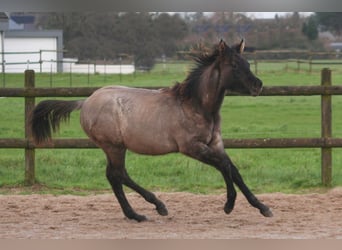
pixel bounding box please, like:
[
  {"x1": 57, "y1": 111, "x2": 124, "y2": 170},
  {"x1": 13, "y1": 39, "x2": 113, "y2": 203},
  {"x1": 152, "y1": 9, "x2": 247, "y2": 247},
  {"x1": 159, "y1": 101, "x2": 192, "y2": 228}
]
[{"x1": 1, "y1": 60, "x2": 342, "y2": 195}]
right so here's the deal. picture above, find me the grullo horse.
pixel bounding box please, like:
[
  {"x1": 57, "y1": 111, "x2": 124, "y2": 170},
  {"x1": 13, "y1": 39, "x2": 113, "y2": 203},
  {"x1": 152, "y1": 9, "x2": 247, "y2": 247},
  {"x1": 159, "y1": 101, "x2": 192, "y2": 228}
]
[{"x1": 30, "y1": 39, "x2": 273, "y2": 222}]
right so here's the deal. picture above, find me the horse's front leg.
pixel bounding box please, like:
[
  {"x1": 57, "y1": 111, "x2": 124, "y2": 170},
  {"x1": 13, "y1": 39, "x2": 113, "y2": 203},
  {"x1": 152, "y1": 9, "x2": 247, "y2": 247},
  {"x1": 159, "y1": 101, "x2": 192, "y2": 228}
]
[
  {"x1": 181, "y1": 141, "x2": 237, "y2": 215},
  {"x1": 230, "y1": 162, "x2": 273, "y2": 217}
]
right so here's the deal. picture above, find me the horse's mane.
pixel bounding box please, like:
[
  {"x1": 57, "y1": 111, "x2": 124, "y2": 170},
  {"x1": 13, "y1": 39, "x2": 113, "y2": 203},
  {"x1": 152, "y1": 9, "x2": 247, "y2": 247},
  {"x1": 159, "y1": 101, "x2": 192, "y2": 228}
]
[{"x1": 170, "y1": 46, "x2": 219, "y2": 100}]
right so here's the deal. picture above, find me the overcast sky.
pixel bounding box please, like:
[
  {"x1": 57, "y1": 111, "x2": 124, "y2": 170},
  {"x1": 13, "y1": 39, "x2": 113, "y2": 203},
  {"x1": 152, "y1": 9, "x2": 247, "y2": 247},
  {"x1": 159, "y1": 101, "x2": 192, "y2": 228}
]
[
  {"x1": 243, "y1": 12, "x2": 313, "y2": 19},
  {"x1": 170, "y1": 12, "x2": 314, "y2": 19},
  {"x1": 175, "y1": 12, "x2": 314, "y2": 19}
]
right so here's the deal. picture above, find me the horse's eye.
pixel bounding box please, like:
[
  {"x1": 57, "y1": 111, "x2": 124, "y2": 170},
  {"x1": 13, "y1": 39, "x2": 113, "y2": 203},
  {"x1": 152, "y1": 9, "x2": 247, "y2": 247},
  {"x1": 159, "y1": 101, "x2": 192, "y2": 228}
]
[{"x1": 232, "y1": 63, "x2": 238, "y2": 69}]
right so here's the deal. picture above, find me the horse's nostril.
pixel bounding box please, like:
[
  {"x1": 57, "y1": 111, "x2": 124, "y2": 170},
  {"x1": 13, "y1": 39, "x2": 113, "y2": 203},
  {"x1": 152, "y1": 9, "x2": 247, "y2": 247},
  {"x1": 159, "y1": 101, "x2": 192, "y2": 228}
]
[
  {"x1": 250, "y1": 78, "x2": 263, "y2": 96},
  {"x1": 255, "y1": 79, "x2": 263, "y2": 88}
]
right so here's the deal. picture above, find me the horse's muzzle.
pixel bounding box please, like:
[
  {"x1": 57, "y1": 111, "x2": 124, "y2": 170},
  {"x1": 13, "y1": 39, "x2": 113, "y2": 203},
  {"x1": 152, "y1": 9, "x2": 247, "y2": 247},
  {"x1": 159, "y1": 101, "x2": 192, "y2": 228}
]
[{"x1": 250, "y1": 78, "x2": 263, "y2": 96}]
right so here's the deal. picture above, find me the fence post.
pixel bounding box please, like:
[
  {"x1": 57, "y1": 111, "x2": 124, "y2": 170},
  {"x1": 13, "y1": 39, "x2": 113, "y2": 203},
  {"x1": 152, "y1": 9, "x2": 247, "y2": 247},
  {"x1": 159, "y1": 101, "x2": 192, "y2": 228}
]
[
  {"x1": 24, "y1": 70, "x2": 36, "y2": 185},
  {"x1": 39, "y1": 50, "x2": 42, "y2": 73},
  {"x1": 254, "y1": 59, "x2": 258, "y2": 75},
  {"x1": 321, "y1": 68, "x2": 332, "y2": 186},
  {"x1": 297, "y1": 59, "x2": 300, "y2": 72},
  {"x1": 309, "y1": 52, "x2": 312, "y2": 74}
]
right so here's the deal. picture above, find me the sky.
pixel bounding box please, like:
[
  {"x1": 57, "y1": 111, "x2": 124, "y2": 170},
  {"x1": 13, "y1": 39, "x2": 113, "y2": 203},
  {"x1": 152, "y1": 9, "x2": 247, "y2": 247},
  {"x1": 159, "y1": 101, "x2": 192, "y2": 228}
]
[
  {"x1": 168, "y1": 12, "x2": 314, "y2": 19},
  {"x1": 171, "y1": 12, "x2": 315, "y2": 19},
  {"x1": 244, "y1": 12, "x2": 313, "y2": 19}
]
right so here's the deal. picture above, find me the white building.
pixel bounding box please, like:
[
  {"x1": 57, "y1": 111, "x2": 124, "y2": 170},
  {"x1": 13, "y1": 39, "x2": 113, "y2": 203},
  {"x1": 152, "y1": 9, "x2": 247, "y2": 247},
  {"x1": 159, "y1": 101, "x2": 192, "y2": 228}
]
[
  {"x1": 62, "y1": 58, "x2": 135, "y2": 74},
  {"x1": 0, "y1": 30, "x2": 63, "y2": 73},
  {"x1": 0, "y1": 13, "x2": 63, "y2": 73}
]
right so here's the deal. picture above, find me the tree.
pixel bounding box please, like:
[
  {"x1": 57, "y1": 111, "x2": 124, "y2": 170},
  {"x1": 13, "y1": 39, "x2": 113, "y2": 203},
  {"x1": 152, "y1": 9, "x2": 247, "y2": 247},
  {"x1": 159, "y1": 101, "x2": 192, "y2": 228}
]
[
  {"x1": 116, "y1": 12, "x2": 160, "y2": 70},
  {"x1": 315, "y1": 12, "x2": 342, "y2": 36},
  {"x1": 302, "y1": 15, "x2": 318, "y2": 40},
  {"x1": 36, "y1": 12, "x2": 189, "y2": 70},
  {"x1": 153, "y1": 13, "x2": 188, "y2": 57}
]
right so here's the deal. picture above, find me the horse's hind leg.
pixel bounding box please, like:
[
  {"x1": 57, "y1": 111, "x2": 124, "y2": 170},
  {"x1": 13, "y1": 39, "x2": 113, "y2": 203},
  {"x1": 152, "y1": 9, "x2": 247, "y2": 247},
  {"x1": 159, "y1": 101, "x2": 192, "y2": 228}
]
[
  {"x1": 105, "y1": 147, "x2": 167, "y2": 221},
  {"x1": 105, "y1": 149, "x2": 147, "y2": 222},
  {"x1": 121, "y1": 168, "x2": 168, "y2": 216},
  {"x1": 230, "y1": 162, "x2": 273, "y2": 217}
]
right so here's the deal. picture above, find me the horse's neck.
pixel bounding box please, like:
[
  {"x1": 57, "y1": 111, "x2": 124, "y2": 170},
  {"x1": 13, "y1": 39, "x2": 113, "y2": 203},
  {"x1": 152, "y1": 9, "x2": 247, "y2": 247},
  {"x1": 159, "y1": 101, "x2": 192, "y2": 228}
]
[{"x1": 195, "y1": 67, "x2": 226, "y2": 116}]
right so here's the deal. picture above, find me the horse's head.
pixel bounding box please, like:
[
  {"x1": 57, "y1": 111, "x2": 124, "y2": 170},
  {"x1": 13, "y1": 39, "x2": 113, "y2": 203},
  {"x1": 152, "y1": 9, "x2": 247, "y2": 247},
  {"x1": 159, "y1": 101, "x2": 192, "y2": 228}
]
[{"x1": 217, "y1": 39, "x2": 262, "y2": 96}]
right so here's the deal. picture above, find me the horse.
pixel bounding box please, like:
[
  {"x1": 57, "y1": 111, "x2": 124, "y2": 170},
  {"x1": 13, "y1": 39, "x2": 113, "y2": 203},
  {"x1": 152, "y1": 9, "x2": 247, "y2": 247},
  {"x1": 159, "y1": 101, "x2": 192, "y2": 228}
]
[{"x1": 30, "y1": 39, "x2": 273, "y2": 222}]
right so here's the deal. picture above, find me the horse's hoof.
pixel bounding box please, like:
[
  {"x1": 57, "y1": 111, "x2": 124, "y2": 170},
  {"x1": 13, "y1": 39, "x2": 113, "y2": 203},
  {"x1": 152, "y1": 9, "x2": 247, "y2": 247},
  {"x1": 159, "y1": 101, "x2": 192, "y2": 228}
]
[
  {"x1": 157, "y1": 206, "x2": 168, "y2": 216},
  {"x1": 128, "y1": 214, "x2": 148, "y2": 222},
  {"x1": 224, "y1": 205, "x2": 233, "y2": 214},
  {"x1": 260, "y1": 208, "x2": 273, "y2": 217}
]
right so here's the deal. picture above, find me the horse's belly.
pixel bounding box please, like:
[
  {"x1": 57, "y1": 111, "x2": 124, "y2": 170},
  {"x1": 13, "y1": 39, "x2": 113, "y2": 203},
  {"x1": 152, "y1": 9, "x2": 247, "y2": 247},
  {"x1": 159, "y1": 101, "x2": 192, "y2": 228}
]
[{"x1": 122, "y1": 128, "x2": 178, "y2": 155}]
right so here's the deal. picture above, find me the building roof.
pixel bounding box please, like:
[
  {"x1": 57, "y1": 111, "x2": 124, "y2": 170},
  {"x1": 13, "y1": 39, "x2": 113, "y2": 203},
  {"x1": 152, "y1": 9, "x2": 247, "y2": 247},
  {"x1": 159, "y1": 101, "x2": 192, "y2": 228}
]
[
  {"x1": 0, "y1": 12, "x2": 9, "y2": 31},
  {"x1": 11, "y1": 15, "x2": 35, "y2": 24},
  {"x1": 0, "y1": 12, "x2": 9, "y2": 21}
]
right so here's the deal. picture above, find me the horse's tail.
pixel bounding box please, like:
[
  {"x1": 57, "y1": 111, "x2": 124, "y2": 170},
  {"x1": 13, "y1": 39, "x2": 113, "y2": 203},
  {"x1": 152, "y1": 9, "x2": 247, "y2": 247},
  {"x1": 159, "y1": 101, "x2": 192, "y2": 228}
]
[{"x1": 29, "y1": 100, "x2": 84, "y2": 144}]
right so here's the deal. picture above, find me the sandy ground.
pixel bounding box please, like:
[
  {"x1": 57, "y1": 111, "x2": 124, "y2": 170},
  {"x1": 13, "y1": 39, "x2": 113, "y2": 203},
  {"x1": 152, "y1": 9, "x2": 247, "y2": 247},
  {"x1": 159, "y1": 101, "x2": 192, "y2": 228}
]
[{"x1": 1, "y1": 188, "x2": 342, "y2": 239}]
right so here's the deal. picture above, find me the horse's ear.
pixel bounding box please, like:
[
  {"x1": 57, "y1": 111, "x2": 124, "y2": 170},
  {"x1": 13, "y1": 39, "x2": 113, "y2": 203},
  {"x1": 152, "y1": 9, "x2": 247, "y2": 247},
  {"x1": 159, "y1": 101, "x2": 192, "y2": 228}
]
[
  {"x1": 238, "y1": 38, "x2": 245, "y2": 54},
  {"x1": 218, "y1": 39, "x2": 228, "y2": 55}
]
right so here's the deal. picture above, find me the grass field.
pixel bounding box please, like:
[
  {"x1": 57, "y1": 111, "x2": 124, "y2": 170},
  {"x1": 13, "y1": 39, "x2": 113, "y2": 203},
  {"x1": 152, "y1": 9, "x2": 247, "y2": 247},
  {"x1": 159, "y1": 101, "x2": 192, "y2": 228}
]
[{"x1": 1, "y1": 60, "x2": 342, "y2": 194}]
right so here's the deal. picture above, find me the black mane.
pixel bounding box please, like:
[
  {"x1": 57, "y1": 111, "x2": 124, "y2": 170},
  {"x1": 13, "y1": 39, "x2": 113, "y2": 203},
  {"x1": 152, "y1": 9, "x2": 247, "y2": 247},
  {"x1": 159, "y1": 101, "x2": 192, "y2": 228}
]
[{"x1": 170, "y1": 47, "x2": 219, "y2": 100}]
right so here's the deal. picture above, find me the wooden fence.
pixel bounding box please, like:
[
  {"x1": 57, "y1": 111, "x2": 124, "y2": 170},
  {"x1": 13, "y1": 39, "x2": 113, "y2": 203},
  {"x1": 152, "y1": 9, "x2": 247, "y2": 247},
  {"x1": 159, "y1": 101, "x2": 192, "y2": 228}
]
[
  {"x1": 249, "y1": 58, "x2": 342, "y2": 75},
  {"x1": 1, "y1": 69, "x2": 342, "y2": 186},
  {"x1": 182, "y1": 50, "x2": 342, "y2": 75}
]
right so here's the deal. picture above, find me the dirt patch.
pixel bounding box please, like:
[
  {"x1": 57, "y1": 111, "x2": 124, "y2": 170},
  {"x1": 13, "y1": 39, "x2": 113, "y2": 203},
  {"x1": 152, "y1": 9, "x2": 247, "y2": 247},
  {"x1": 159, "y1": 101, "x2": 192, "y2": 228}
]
[{"x1": 1, "y1": 188, "x2": 342, "y2": 239}]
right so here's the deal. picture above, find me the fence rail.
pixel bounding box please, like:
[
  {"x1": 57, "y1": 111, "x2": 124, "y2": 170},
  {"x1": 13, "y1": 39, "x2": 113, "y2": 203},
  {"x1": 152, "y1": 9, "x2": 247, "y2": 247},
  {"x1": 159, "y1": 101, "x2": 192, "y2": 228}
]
[
  {"x1": 2, "y1": 85, "x2": 342, "y2": 97},
  {"x1": 0, "y1": 69, "x2": 340, "y2": 186},
  {"x1": 2, "y1": 138, "x2": 342, "y2": 149}
]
